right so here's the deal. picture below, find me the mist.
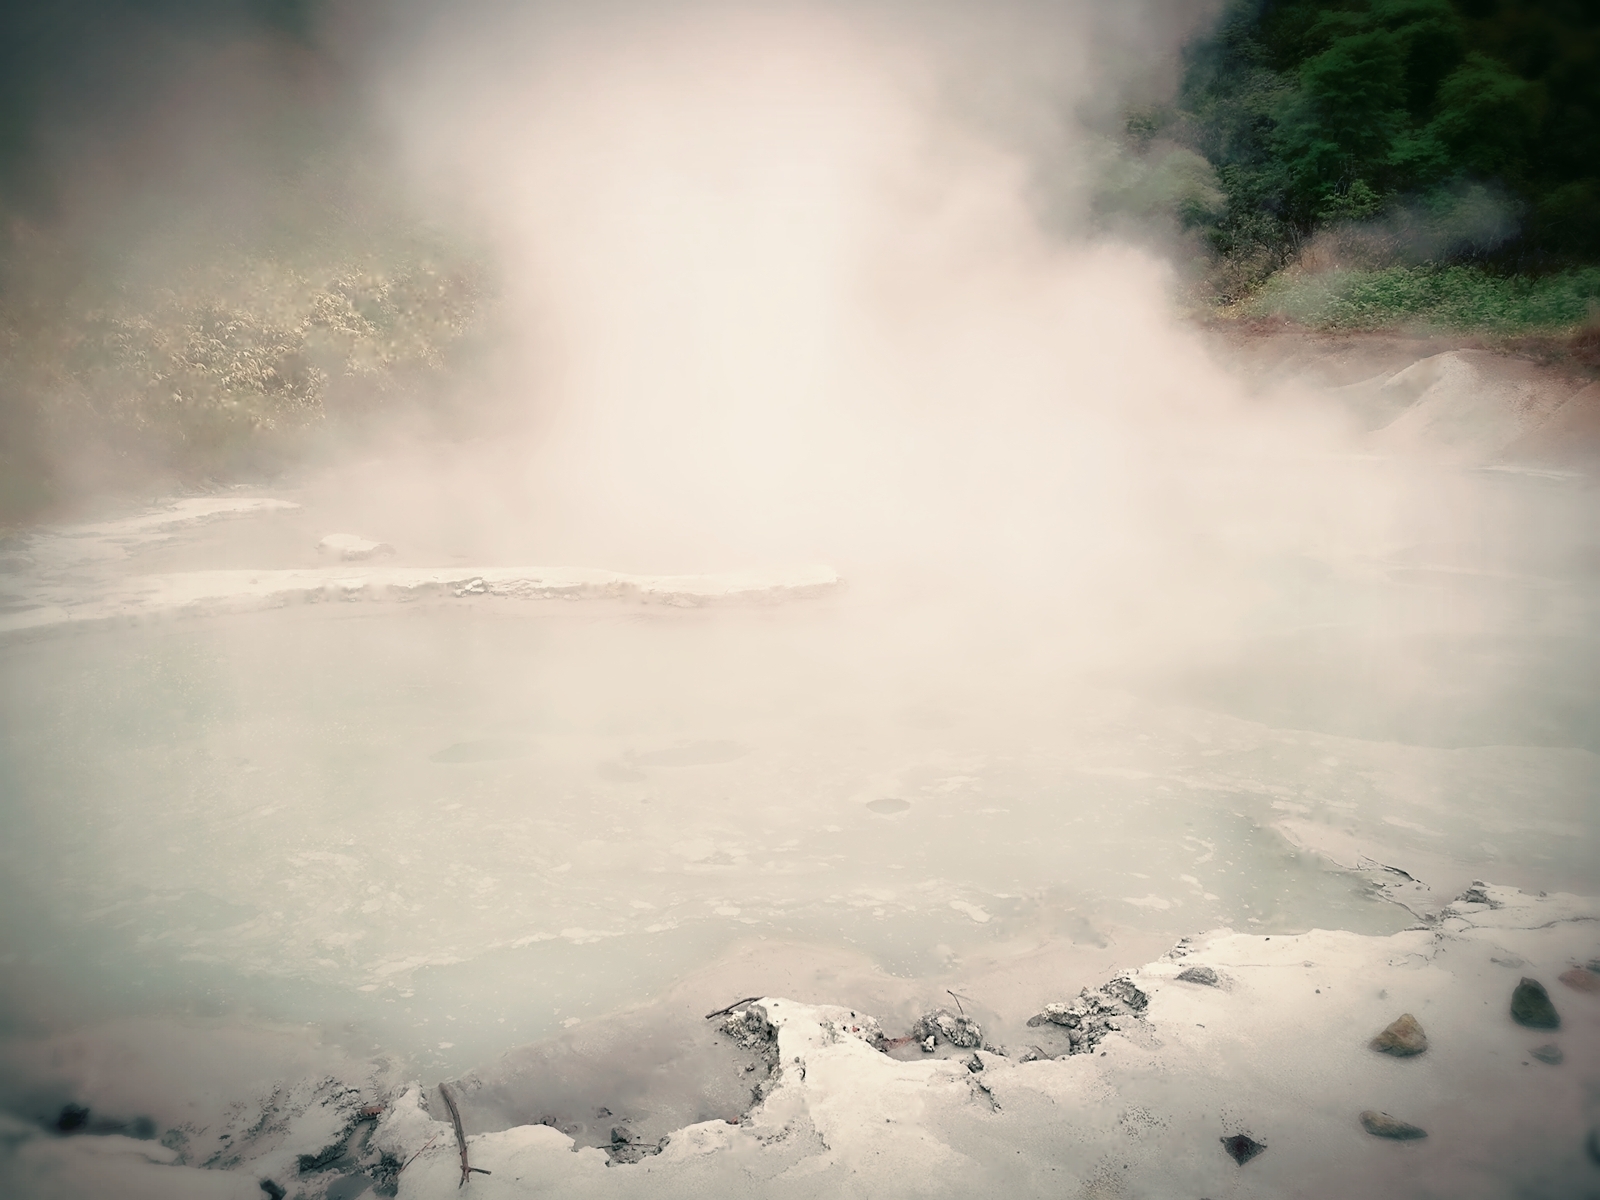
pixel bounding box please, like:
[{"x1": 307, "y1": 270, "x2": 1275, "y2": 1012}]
[
  {"x1": 302, "y1": 0, "x2": 1402, "y2": 667},
  {"x1": 2, "y1": 2, "x2": 1598, "y2": 1197}
]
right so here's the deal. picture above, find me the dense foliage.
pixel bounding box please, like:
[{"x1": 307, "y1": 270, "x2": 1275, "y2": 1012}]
[{"x1": 1166, "y1": 0, "x2": 1600, "y2": 296}]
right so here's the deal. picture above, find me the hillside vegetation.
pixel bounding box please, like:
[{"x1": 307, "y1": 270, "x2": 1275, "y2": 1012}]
[{"x1": 1115, "y1": 0, "x2": 1600, "y2": 328}]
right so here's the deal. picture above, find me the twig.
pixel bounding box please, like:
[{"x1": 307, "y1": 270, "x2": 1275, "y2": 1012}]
[
  {"x1": 399, "y1": 1134, "x2": 439, "y2": 1174},
  {"x1": 438, "y1": 1083, "x2": 491, "y2": 1187},
  {"x1": 705, "y1": 996, "x2": 762, "y2": 1020},
  {"x1": 946, "y1": 990, "x2": 966, "y2": 1016}
]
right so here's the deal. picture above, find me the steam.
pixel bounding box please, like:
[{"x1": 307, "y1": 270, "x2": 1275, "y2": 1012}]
[{"x1": 354, "y1": 0, "x2": 1379, "y2": 672}]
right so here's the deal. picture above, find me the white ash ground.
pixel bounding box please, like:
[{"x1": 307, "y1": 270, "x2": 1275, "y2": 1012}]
[
  {"x1": 0, "y1": 494, "x2": 841, "y2": 636},
  {"x1": 4, "y1": 883, "x2": 1596, "y2": 1200}
]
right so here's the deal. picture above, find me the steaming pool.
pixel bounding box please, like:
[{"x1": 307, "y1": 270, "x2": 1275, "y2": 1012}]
[{"x1": 2, "y1": 468, "x2": 1596, "y2": 1093}]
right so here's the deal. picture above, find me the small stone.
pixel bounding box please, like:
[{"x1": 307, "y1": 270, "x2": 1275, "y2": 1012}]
[
  {"x1": 55, "y1": 1104, "x2": 90, "y2": 1133},
  {"x1": 260, "y1": 1181, "x2": 287, "y2": 1200},
  {"x1": 920, "y1": 1036, "x2": 936, "y2": 1053},
  {"x1": 1370, "y1": 1013, "x2": 1428, "y2": 1056},
  {"x1": 1360, "y1": 1110, "x2": 1427, "y2": 1140},
  {"x1": 1220, "y1": 1133, "x2": 1266, "y2": 1164},
  {"x1": 1177, "y1": 966, "x2": 1219, "y2": 986},
  {"x1": 1559, "y1": 967, "x2": 1600, "y2": 995},
  {"x1": 1511, "y1": 978, "x2": 1560, "y2": 1029},
  {"x1": 610, "y1": 1126, "x2": 632, "y2": 1145},
  {"x1": 1529, "y1": 1043, "x2": 1563, "y2": 1065}
]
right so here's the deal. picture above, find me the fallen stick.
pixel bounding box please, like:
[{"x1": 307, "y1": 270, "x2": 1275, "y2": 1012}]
[
  {"x1": 705, "y1": 996, "x2": 763, "y2": 1020},
  {"x1": 438, "y1": 1083, "x2": 491, "y2": 1187},
  {"x1": 399, "y1": 1134, "x2": 439, "y2": 1175}
]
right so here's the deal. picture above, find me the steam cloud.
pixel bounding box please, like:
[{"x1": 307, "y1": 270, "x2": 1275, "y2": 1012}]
[{"x1": 342, "y1": 0, "x2": 1392, "y2": 674}]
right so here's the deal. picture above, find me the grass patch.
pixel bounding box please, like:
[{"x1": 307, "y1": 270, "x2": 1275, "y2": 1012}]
[{"x1": 1244, "y1": 265, "x2": 1600, "y2": 332}]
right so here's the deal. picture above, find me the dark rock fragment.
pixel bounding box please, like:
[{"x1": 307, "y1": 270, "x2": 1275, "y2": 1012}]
[
  {"x1": 1176, "y1": 966, "x2": 1218, "y2": 986},
  {"x1": 1511, "y1": 977, "x2": 1560, "y2": 1029},
  {"x1": 1220, "y1": 1133, "x2": 1266, "y2": 1164},
  {"x1": 1370, "y1": 1013, "x2": 1428, "y2": 1056},
  {"x1": 55, "y1": 1104, "x2": 90, "y2": 1133},
  {"x1": 325, "y1": 1175, "x2": 372, "y2": 1200},
  {"x1": 298, "y1": 1140, "x2": 347, "y2": 1173},
  {"x1": 260, "y1": 1181, "x2": 287, "y2": 1200},
  {"x1": 1360, "y1": 1110, "x2": 1427, "y2": 1140}
]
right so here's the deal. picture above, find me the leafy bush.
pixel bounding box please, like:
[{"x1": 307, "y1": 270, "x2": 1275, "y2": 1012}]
[
  {"x1": 0, "y1": 227, "x2": 488, "y2": 521},
  {"x1": 1245, "y1": 263, "x2": 1600, "y2": 331},
  {"x1": 1175, "y1": 0, "x2": 1600, "y2": 275}
]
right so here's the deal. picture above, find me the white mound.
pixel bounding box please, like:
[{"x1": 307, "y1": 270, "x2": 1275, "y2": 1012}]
[{"x1": 1367, "y1": 351, "x2": 1578, "y2": 465}]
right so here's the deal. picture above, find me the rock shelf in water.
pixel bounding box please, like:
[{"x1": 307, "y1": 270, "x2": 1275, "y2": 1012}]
[{"x1": 3, "y1": 883, "x2": 1597, "y2": 1198}]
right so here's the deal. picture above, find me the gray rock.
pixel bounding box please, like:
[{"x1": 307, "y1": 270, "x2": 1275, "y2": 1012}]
[
  {"x1": 912, "y1": 1008, "x2": 983, "y2": 1049},
  {"x1": 1177, "y1": 965, "x2": 1219, "y2": 986},
  {"x1": 1370, "y1": 1013, "x2": 1428, "y2": 1056},
  {"x1": 1024, "y1": 976, "x2": 1150, "y2": 1057},
  {"x1": 1360, "y1": 1110, "x2": 1427, "y2": 1140},
  {"x1": 1102, "y1": 977, "x2": 1149, "y2": 1013},
  {"x1": 1529, "y1": 1043, "x2": 1563, "y2": 1065},
  {"x1": 1511, "y1": 977, "x2": 1560, "y2": 1029}
]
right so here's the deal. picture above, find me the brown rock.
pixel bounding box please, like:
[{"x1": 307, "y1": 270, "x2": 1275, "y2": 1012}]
[
  {"x1": 1360, "y1": 1110, "x2": 1427, "y2": 1140},
  {"x1": 1559, "y1": 967, "x2": 1600, "y2": 995},
  {"x1": 1369, "y1": 1013, "x2": 1428, "y2": 1056}
]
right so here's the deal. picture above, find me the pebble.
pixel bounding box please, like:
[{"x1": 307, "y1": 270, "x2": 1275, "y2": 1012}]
[
  {"x1": 1369, "y1": 1013, "x2": 1428, "y2": 1056},
  {"x1": 1360, "y1": 1110, "x2": 1428, "y2": 1140},
  {"x1": 1176, "y1": 966, "x2": 1219, "y2": 986},
  {"x1": 1220, "y1": 1133, "x2": 1266, "y2": 1165},
  {"x1": 1510, "y1": 977, "x2": 1561, "y2": 1029}
]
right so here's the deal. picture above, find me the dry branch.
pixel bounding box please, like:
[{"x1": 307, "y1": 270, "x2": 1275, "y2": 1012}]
[
  {"x1": 704, "y1": 996, "x2": 762, "y2": 1020},
  {"x1": 438, "y1": 1082, "x2": 491, "y2": 1187}
]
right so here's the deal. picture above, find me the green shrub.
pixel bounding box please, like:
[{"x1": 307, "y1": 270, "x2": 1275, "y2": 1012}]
[{"x1": 1244, "y1": 264, "x2": 1600, "y2": 332}]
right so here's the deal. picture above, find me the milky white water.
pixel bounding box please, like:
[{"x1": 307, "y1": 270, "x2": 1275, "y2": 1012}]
[{"x1": 1, "y1": 466, "x2": 1595, "y2": 1079}]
